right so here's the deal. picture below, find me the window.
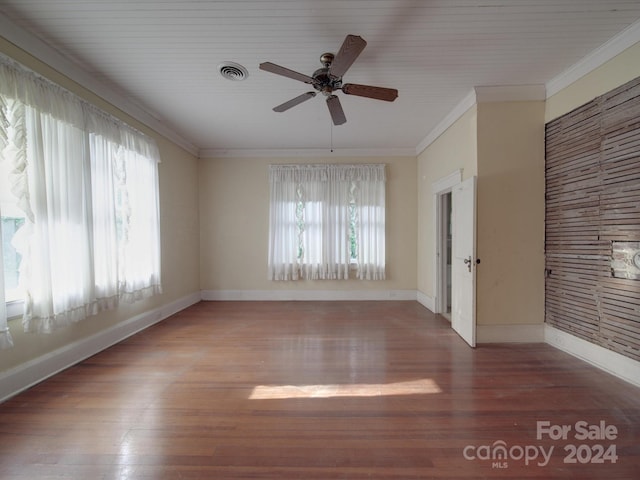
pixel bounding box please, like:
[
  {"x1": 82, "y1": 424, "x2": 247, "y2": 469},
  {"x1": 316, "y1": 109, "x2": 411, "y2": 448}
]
[
  {"x1": 268, "y1": 164, "x2": 385, "y2": 281},
  {"x1": 1, "y1": 216, "x2": 24, "y2": 301},
  {"x1": 1, "y1": 153, "x2": 25, "y2": 304},
  {"x1": 0, "y1": 55, "x2": 162, "y2": 347}
]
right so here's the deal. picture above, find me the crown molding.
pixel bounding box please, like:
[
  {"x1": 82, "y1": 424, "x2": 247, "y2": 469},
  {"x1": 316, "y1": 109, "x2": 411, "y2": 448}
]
[
  {"x1": 415, "y1": 89, "x2": 477, "y2": 156},
  {"x1": 414, "y1": 84, "x2": 546, "y2": 157},
  {"x1": 416, "y1": 20, "x2": 640, "y2": 156},
  {"x1": 546, "y1": 18, "x2": 640, "y2": 98},
  {"x1": 474, "y1": 84, "x2": 546, "y2": 103},
  {"x1": 0, "y1": 13, "x2": 199, "y2": 157},
  {"x1": 199, "y1": 147, "x2": 416, "y2": 159},
  {"x1": 4, "y1": 9, "x2": 637, "y2": 160}
]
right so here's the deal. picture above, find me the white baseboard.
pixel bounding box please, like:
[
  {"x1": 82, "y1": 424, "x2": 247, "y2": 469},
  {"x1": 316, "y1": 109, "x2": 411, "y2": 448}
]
[
  {"x1": 477, "y1": 323, "x2": 545, "y2": 343},
  {"x1": 0, "y1": 292, "x2": 201, "y2": 403},
  {"x1": 545, "y1": 325, "x2": 640, "y2": 388},
  {"x1": 201, "y1": 289, "x2": 418, "y2": 301},
  {"x1": 416, "y1": 291, "x2": 435, "y2": 312}
]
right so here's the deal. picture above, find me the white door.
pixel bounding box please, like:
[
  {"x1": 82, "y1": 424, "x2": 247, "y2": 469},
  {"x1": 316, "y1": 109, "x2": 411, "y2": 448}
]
[{"x1": 451, "y1": 176, "x2": 477, "y2": 347}]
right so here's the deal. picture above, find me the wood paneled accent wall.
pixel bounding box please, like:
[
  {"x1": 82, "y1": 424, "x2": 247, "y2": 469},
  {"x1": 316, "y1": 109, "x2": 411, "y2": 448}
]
[{"x1": 545, "y1": 76, "x2": 640, "y2": 361}]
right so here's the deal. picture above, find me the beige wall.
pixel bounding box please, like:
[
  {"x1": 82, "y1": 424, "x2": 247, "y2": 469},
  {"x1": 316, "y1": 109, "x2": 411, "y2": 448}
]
[
  {"x1": 546, "y1": 42, "x2": 640, "y2": 122},
  {"x1": 416, "y1": 100, "x2": 545, "y2": 329},
  {"x1": 0, "y1": 40, "x2": 201, "y2": 373},
  {"x1": 416, "y1": 106, "x2": 478, "y2": 299},
  {"x1": 476, "y1": 100, "x2": 545, "y2": 327},
  {"x1": 199, "y1": 155, "x2": 417, "y2": 292}
]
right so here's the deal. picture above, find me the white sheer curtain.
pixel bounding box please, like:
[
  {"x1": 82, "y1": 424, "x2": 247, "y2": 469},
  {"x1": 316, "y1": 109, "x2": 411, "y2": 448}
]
[
  {"x1": 353, "y1": 167, "x2": 386, "y2": 280},
  {"x1": 0, "y1": 85, "x2": 11, "y2": 346},
  {"x1": 299, "y1": 176, "x2": 324, "y2": 279},
  {"x1": 268, "y1": 164, "x2": 385, "y2": 281},
  {"x1": 21, "y1": 106, "x2": 95, "y2": 331},
  {"x1": 325, "y1": 166, "x2": 353, "y2": 280},
  {"x1": 116, "y1": 137, "x2": 162, "y2": 302},
  {"x1": 268, "y1": 167, "x2": 301, "y2": 280},
  {"x1": 0, "y1": 204, "x2": 13, "y2": 348},
  {"x1": 0, "y1": 93, "x2": 25, "y2": 347},
  {"x1": 89, "y1": 132, "x2": 120, "y2": 309},
  {"x1": 0, "y1": 54, "x2": 161, "y2": 338}
]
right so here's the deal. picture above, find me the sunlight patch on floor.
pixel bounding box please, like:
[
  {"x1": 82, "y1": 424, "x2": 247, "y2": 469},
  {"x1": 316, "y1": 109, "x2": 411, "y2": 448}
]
[{"x1": 249, "y1": 379, "x2": 442, "y2": 399}]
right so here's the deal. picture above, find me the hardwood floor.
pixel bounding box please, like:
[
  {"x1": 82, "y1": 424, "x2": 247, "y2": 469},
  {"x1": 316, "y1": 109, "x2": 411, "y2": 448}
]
[{"x1": 0, "y1": 301, "x2": 639, "y2": 479}]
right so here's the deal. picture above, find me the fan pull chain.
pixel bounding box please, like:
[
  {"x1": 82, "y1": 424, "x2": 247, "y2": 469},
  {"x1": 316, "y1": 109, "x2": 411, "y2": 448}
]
[{"x1": 330, "y1": 121, "x2": 334, "y2": 153}]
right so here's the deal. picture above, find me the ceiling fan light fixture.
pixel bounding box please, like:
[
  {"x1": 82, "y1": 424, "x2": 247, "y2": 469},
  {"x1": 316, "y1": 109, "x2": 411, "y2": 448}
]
[{"x1": 218, "y1": 61, "x2": 248, "y2": 81}]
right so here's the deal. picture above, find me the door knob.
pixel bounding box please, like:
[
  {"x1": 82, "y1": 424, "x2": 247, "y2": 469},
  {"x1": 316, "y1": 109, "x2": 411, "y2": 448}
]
[{"x1": 463, "y1": 256, "x2": 480, "y2": 272}]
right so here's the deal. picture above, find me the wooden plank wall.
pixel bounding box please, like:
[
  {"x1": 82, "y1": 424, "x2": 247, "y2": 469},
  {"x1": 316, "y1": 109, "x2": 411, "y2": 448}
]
[{"x1": 545, "y1": 76, "x2": 640, "y2": 362}]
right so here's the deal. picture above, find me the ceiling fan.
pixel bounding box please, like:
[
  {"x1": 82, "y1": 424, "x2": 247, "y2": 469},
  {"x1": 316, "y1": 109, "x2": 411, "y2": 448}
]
[{"x1": 259, "y1": 35, "x2": 398, "y2": 125}]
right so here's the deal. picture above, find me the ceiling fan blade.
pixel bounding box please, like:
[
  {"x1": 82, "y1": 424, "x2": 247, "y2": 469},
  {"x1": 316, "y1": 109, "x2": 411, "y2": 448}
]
[
  {"x1": 273, "y1": 92, "x2": 317, "y2": 112},
  {"x1": 342, "y1": 83, "x2": 398, "y2": 102},
  {"x1": 326, "y1": 95, "x2": 347, "y2": 125},
  {"x1": 329, "y1": 34, "x2": 367, "y2": 78},
  {"x1": 259, "y1": 62, "x2": 315, "y2": 84}
]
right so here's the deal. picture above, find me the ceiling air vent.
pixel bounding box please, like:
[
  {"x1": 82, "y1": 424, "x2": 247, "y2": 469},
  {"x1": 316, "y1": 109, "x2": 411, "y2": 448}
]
[{"x1": 218, "y1": 62, "x2": 248, "y2": 81}]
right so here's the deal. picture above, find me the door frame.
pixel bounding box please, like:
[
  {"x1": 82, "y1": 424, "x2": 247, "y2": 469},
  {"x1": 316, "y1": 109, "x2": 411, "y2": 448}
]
[{"x1": 432, "y1": 169, "x2": 462, "y2": 316}]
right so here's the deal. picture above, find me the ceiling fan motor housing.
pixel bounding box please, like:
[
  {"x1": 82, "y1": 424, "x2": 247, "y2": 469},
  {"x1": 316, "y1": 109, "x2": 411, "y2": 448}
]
[
  {"x1": 313, "y1": 53, "x2": 342, "y2": 95},
  {"x1": 312, "y1": 67, "x2": 342, "y2": 95}
]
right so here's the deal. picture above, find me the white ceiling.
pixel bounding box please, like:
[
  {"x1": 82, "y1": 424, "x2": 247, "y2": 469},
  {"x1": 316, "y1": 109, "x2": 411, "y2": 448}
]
[{"x1": 2, "y1": 1, "x2": 640, "y2": 157}]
